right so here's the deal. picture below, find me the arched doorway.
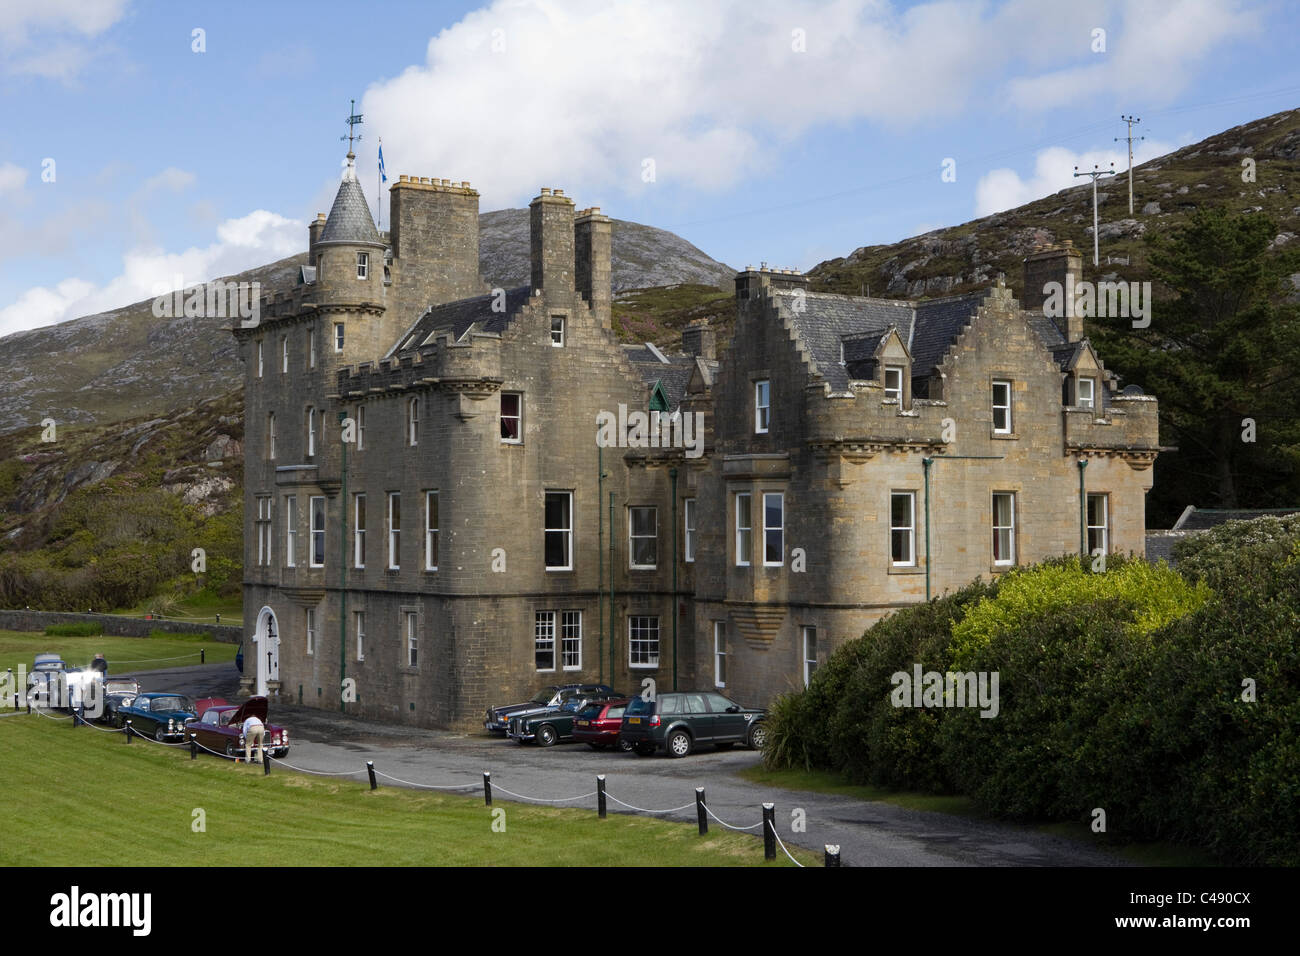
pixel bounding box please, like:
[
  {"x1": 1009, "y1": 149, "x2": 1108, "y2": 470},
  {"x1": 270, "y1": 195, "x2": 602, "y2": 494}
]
[{"x1": 252, "y1": 606, "x2": 281, "y2": 697}]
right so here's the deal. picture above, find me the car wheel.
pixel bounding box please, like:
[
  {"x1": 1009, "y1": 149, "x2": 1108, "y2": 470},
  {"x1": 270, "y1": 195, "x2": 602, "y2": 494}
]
[
  {"x1": 537, "y1": 725, "x2": 558, "y2": 747},
  {"x1": 634, "y1": 742, "x2": 655, "y2": 757},
  {"x1": 154, "y1": 727, "x2": 168, "y2": 743},
  {"x1": 226, "y1": 740, "x2": 237, "y2": 758},
  {"x1": 273, "y1": 749, "x2": 288, "y2": 759},
  {"x1": 748, "y1": 722, "x2": 768, "y2": 750},
  {"x1": 716, "y1": 742, "x2": 735, "y2": 750},
  {"x1": 587, "y1": 742, "x2": 606, "y2": 751},
  {"x1": 666, "y1": 730, "x2": 692, "y2": 758},
  {"x1": 618, "y1": 737, "x2": 634, "y2": 753}
]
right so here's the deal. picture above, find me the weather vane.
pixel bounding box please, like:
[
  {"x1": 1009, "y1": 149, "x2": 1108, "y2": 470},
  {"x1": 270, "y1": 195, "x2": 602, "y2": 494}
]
[{"x1": 342, "y1": 98, "x2": 363, "y2": 153}]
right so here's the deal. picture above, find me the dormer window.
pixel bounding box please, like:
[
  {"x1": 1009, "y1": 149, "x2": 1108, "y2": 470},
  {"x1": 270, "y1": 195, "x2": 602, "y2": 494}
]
[
  {"x1": 884, "y1": 366, "x2": 904, "y2": 403},
  {"x1": 1077, "y1": 377, "x2": 1095, "y2": 410},
  {"x1": 356, "y1": 252, "x2": 369, "y2": 279},
  {"x1": 551, "y1": 316, "x2": 565, "y2": 347}
]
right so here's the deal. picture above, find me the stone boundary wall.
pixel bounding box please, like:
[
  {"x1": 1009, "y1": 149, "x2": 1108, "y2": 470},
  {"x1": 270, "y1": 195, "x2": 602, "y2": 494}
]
[{"x1": 0, "y1": 610, "x2": 241, "y2": 644}]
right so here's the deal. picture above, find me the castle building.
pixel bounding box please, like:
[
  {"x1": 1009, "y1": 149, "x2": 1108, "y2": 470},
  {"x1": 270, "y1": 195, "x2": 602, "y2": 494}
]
[{"x1": 233, "y1": 153, "x2": 1160, "y2": 728}]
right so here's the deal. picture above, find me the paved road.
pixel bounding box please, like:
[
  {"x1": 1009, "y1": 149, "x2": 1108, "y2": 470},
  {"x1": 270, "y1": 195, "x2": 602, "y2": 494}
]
[{"x1": 128, "y1": 663, "x2": 1126, "y2": 867}]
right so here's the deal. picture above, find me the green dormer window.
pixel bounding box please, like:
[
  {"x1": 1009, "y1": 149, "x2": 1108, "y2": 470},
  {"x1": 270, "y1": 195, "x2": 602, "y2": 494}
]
[{"x1": 649, "y1": 381, "x2": 670, "y2": 413}]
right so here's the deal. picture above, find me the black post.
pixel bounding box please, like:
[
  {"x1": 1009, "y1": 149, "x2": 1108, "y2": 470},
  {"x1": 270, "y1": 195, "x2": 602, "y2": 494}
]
[
  {"x1": 366, "y1": 761, "x2": 377, "y2": 790},
  {"x1": 263, "y1": 753, "x2": 271, "y2": 776},
  {"x1": 597, "y1": 775, "x2": 606, "y2": 819},
  {"x1": 762, "y1": 803, "x2": 776, "y2": 861},
  {"x1": 190, "y1": 735, "x2": 197, "y2": 760},
  {"x1": 824, "y1": 844, "x2": 841, "y2": 867},
  {"x1": 125, "y1": 720, "x2": 132, "y2": 743},
  {"x1": 483, "y1": 771, "x2": 492, "y2": 806},
  {"x1": 201, "y1": 648, "x2": 205, "y2": 664},
  {"x1": 696, "y1": 788, "x2": 708, "y2": 835}
]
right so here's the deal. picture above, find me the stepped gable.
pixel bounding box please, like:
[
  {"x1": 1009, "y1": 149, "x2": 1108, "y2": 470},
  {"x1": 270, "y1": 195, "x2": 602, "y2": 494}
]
[
  {"x1": 387, "y1": 286, "x2": 534, "y2": 354},
  {"x1": 909, "y1": 292, "x2": 984, "y2": 376}
]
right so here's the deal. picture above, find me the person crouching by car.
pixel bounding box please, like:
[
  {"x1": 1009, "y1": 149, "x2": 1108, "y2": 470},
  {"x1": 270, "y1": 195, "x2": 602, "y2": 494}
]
[{"x1": 242, "y1": 713, "x2": 267, "y2": 764}]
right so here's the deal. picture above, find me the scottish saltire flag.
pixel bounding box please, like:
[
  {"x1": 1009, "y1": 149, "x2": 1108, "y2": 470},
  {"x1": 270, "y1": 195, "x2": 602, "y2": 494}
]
[{"x1": 378, "y1": 141, "x2": 387, "y2": 183}]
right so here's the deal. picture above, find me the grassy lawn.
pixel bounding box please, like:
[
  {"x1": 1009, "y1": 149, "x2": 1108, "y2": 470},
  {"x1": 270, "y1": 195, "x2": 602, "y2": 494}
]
[
  {"x1": 0, "y1": 716, "x2": 814, "y2": 867},
  {"x1": 739, "y1": 765, "x2": 1219, "y2": 867},
  {"x1": 0, "y1": 629, "x2": 237, "y2": 700}
]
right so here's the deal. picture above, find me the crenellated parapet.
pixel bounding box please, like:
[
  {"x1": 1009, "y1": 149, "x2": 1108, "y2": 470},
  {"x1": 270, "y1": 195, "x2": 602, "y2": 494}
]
[
  {"x1": 1064, "y1": 393, "x2": 1160, "y2": 468},
  {"x1": 334, "y1": 333, "x2": 505, "y2": 401}
]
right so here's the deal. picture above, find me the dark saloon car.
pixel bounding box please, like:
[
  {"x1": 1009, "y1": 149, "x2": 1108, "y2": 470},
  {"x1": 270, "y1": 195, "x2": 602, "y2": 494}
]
[
  {"x1": 97, "y1": 678, "x2": 141, "y2": 725},
  {"x1": 619, "y1": 691, "x2": 767, "y2": 757},
  {"x1": 187, "y1": 697, "x2": 288, "y2": 759},
  {"x1": 115, "y1": 693, "x2": 198, "y2": 741},
  {"x1": 572, "y1": 698, "x2": 634, "y2": 751},
  {"x1": 484, "y1": 683, "x2": 618, "y2": 735},
  {"x1": 508, "y1": 695, "x2": 626, "y2": 747}
]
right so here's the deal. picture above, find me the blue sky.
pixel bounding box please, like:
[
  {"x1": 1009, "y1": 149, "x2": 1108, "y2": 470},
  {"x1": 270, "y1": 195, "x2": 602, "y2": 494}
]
[{"x1": 1, "y1": 0, "x2": 1297, "y2": 336}]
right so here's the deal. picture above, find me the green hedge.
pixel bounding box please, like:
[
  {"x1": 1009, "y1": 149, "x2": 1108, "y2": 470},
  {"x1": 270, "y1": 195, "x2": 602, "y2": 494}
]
[
  {"x1": 763, "y1": 538, "x2": 1298, "y2": 864},
  {"x1": 43, "y1": 622, "x2": 104, "y2": 637}
]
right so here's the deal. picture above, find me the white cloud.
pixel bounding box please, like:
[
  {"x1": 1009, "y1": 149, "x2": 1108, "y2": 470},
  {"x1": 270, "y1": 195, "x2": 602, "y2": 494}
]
[
  {"x1": 0, "y1": 162, "x2": 28, "y2": 195},
  {"x1": 0, "y1": 0, "x2": 128, "y2": 79},
  {"x1": 0, "y1": 209, "x2": 301, "y2": 338},
  {"x1": 358, "y1": 0, "x2": 1254, "y2": 210},
  {"x1": 975, "y1": 139, "x2": 1177, "y2": 217},
  {"x1": 1005, "y1": 0, "x2": 1261, "y2": 111},
  {"x1": 139, "y1": 167, "x2": 195, "y2": 196}
]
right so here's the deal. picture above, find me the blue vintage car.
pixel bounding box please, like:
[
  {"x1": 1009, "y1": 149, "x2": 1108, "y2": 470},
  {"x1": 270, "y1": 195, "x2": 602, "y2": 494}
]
[{"x1": 115, "y1": 692, "x2": 198, "y2": 741}]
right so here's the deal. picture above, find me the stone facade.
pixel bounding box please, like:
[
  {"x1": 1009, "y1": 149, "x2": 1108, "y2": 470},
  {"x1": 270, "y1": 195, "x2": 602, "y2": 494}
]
[{"x1": 233, "y1": 155, "x2": 1160, "y2": 729}]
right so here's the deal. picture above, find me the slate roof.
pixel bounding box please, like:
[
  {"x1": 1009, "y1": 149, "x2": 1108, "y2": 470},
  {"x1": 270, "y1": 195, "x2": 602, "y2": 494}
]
[
  {"x1": 388, "y1": 286, "x2": 534, "y2": 356},
  {"x1": 771, "y1": 289, "x2": 986, "y2": 392},
  {"x1": 1171, "y1": 506, "x2": 1300, "y2": 531},
  {"x1": 1144, "y1": 530, "x2": 1187, "y2": 565},
  {"x1": 623, "y1": 345, "x2": 698, "y2": 409},
  {"x1": 318, "y1": 172, "x2": 383, "y2": 247}
]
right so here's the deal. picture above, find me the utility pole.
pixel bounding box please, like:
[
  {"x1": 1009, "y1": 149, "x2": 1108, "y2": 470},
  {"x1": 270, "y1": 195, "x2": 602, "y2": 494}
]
[
  {"x1": 1074, "y1": 163, "x2": 1115, "y2": 267},
  {"x1": 1115, "y1": 115, "x2": 1143, "y2": 215}
]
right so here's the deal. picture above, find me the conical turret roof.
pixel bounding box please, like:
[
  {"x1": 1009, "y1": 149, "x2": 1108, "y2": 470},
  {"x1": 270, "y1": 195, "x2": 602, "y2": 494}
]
[{"x1": 317, "y1": 153, "x2": 384, "y2": 247}]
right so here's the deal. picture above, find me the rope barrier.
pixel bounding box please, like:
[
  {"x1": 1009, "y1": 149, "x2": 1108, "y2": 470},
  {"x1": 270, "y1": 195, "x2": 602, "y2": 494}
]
[
  {"x1": 704, "y1": 804, "x2": 764, "y2": 831},
  {"x1": 604, "y1": 793, "x2": 697, "y2": 815},
  {"x1": 31, "y1": 708, "x2": 73, "y2": 722},
  {"x1": 272, "y1": 758, "x2": 366, "y2": 777},
  {"x1": 112, "y1": 653, "x2": 205, "y2": 664},
  {"x1": 372, "y1": 769, "x2": 479, "y2": 791},
  {"x1": 768, "y1": 820, "x2": 805, "y2": 867},
  {"x1": 489, "y1": 784, "x2": 599, "y2": 804}
]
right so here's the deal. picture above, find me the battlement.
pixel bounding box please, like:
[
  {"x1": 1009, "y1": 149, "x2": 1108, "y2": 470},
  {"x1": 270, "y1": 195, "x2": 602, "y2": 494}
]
[{"x1": 335, "y1": 331, "x2": 505, "y2": 398}]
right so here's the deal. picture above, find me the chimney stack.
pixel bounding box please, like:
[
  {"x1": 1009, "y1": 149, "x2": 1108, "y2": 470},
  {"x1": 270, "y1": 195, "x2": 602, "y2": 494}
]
[
  {"x1": 530, "y1": 188, "x2": 576, "y2": 293},
  {"x1": 682, "y1": 320, "x2": 716, "y2": 360},
  {"x1": 1023, "y1": 240, "x2": 1084, "y2": 341},
  {"x1": 308, "y1": 213, "x2": 327, "y2": 259},
  {"x1": 574, "y1": 207, "x2": 612, "y2": 325}
]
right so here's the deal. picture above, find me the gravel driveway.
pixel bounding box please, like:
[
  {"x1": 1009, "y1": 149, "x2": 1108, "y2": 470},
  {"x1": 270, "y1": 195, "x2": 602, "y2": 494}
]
[{"x1": 124, "y1": 662, "x2": 1127, "y2": 867}]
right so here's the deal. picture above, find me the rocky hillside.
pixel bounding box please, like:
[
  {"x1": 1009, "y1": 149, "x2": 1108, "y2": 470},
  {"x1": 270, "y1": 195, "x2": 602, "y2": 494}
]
[
  {"x1": 0, "y1": 215, "x2": 733, "y2": 436},
  {"x1": 809, "y1": 107, "x2": 1300, "y2": 300}
]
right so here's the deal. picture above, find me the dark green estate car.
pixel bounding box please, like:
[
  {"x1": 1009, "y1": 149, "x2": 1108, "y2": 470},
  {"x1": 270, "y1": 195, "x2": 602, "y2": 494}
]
[{"x1": 619, "y1": 691, "x2": 767, "y2": 757}]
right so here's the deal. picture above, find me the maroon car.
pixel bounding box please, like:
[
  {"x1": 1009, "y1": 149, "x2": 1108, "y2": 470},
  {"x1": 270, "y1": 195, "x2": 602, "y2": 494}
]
[
  {"x1": 572, "y1": 698, "x2": 633, "y2": 751},
  {"x1": 187, "y1": 697, "x2": 289, "y2": 759}
]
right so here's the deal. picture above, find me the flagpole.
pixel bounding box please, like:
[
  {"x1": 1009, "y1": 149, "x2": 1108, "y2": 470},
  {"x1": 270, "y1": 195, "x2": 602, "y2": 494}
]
[{"x1": 377, "y1": 137, "x2": 382, "y2": 231}]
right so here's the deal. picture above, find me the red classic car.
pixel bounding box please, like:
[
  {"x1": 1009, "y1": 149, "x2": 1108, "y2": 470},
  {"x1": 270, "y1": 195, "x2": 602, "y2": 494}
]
[
  {"x1": 187, "y1": 697, "x2": 289, "y2": 759},
  {"x1": 571, "y1": 698, "x2": 633, "y2": 751}
]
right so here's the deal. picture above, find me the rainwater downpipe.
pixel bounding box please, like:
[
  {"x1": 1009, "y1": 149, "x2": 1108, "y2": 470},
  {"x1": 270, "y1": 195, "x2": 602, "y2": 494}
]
[
  {"x1": 597, "y1": 446, "x2": 604, "y2": 684},
  {"x1": 338, "y1": 410, "x2": 348, "y2": 713},
  {"x1": 608, "y1": 491, "x2": 616, "y2": 682},
  {"x1": 1077, "y1": 458, "x2": 1088, "y2": 558},
  {"x1": 670, "y1": 466, "x2": 679, "y2": 692}
]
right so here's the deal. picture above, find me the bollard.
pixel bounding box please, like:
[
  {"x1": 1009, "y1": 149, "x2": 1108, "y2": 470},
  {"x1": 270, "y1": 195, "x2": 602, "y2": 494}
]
[
  {"x1": 200, "y1": 648, "x2": 205, "y2": 664},
  {"x1": 824, "y1": 844, "x2": 841, "y2": 867},
  {"x1": 366, "y1": 761, "x2": 377, "y2": 790},
  {"x1": 125, "y1": 720, "x2": 132, "y2": 743},
  {"x1": 215, "y1": 614, "x2": 220, "y2": 625},
  {"x1": 483, "y1": 771, "x2": 492, "y2": 806},
  {"x1": 190, "y1": 735, "x2": 197, "y2": 760},
  {"x1": 762, "y1": 803, "x2": 776, "y2": 861},
  {"x1": 263, "y1": 753, "x2": 271, "y2": 776},
  {"x1": 696, "y1": 788, "x2": 708, "y2": 835},
  {"x1": 597, "y1": 775, "x2": 606, "y2": 819}
]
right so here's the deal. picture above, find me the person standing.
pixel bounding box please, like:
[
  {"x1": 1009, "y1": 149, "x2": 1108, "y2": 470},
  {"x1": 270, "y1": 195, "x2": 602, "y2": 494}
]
[
  {"x1": 242, "y1": 712, "x2": 266, "y2": 764},
  {"x1": 90, "y1": 653, "x2": 107, "y2": 676}
]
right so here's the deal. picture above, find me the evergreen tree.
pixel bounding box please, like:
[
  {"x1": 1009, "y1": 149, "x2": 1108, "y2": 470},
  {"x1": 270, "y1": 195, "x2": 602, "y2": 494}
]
[{"x1": 1089, "y1": 207, "x2": 1300, "y2": 527}]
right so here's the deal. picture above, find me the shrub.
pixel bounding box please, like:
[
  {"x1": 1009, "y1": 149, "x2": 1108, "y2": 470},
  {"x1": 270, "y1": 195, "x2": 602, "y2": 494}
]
[{"x1": 44, "y1": 621, "x2": 103, "y2": 637}]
